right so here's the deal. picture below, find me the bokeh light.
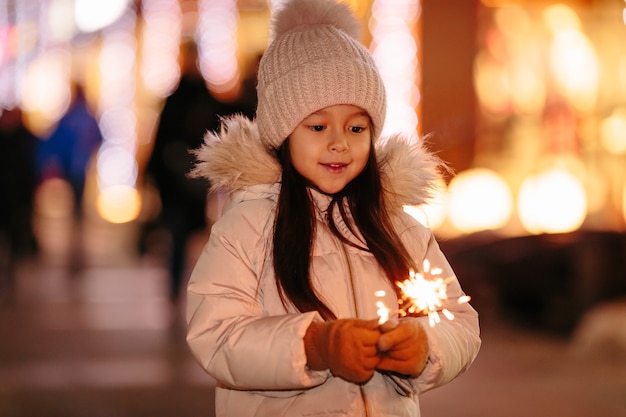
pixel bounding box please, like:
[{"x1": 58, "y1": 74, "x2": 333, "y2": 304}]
[
  {"x1": 197, "y1": 0, "x2": 240, "y2": 94},
  {"x1": 474, "y1": 50, "x2": 511, "y2": 115},
  {"x1": 600, "y1": 108, "x2": 626, "y2": 155},
  {"x1": 448, "y1": 168, "x2": 513, "y2": 234},
  {"x1": 140, "y1": 0, "x2": 182, "y2": 96},
  {"x1": 96, "y1": 144, "x2": 138, "y2": 189},
  {"x1": 47, "y1": 0, "x2": 76, "y2": 42},
  {"x1": 20, "y1": 48, "x2": 72, "y2": 131},
  {"x1": 544, "y1": 5, "x2": 599, "y2": 113},
  {"x1": 518, "y1": 167, "x2": 587, "y2": 234},
  {"x1": 96, "y1": 185, "x2": 142, "y2": 224},
  {"x1": 369, "y1": 0, "x2": 421, "y2": 135},
  {"x1": 74, "y1": 0, "x2": 130, "y2": 33},
  {"x1": 474, "y1": 7, "x2": 549, "y2": 117},
  {"x1": 94, "y1": 6, "x2": 141, "y2": 224}
]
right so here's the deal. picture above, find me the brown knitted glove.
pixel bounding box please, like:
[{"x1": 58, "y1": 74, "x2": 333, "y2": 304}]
[
  {"x1": 376, "y1": 320, "x2": 429, "y2": 377},
  {"x1": 304, "y1": 318, "x2": 381, "y2": 383}
]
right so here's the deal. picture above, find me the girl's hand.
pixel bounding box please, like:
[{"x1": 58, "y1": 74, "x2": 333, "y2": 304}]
[
  {"x1": 376, "y1": 320, "x2": 429, "y2": 377},
  {"x1": 304, "y1": 319, "x2": 381, "y2": 383}
]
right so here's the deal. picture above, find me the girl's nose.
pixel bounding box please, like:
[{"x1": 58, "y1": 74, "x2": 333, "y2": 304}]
[{"x1": 329, "y1": 130, "x2": 348, "y2": 152}]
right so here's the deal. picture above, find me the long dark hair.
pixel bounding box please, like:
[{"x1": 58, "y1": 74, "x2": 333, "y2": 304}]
[{"x1": 272, "y1": 139, "x2": 415, "y2": 320}]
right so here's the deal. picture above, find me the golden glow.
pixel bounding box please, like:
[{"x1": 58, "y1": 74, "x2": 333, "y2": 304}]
[
  {"x1": 543, "y1": 4, "x2": 581, "y2": 33},
  {"x1": 96, "y1": 185, "x2": 142, "y2": 224},
  {"x1": 544, "y1": 5, "x2": 599, "y2": 113},
  {"x1": 600, "y1": 108, "x2": 626, "y2": 155},
  {"x1": 518, "y1": 167, "x2": 587, "y2": 234},
  {"x1": 474, "y1": 7, "x2": 547, "y2": 116},
  {"x1": 476, "y1": 5, "x2": 599, "y2": 116},
  {"x1": 397, "y1": 260, "x2": 471, "y2": 328},
  {"x1": 20, "y1": 48, "x2": 72, "y2": 131},
  {"x1": 447, "y1": 168, "x2": 513, "y2": 233},
  {"x1": 509, "y1": 62, "x2": 546, "y2": 115},
  {"x1": 474, "y1": 51, "x2": 510, "y2": 115}
]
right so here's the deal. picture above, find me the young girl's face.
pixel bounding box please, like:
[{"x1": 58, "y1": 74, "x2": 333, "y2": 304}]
[{"x1": 289, "y1": 104, "x2": 372, "y2": 195}]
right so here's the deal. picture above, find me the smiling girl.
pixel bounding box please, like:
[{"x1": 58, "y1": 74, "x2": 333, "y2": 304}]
[{"x1": 186, "y1": 0, "x2": 480, "y2": 415}]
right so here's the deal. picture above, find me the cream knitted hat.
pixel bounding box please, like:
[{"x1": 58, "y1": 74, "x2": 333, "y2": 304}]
[{"x1": 256, "y1": 0, "x2": 387, "y2": 149}]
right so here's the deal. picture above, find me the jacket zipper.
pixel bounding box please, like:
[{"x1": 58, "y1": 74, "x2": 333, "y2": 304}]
[{"x1": 340, "y1": 242, "x2": 370, "y2": 417}]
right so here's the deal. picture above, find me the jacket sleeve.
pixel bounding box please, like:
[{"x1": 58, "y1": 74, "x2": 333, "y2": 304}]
[
  {"x1": 400, "y1": 224, "x2": 481, "y2": 394},
  {"x1": 186, "y1": 205, "x2": 330, "y2": 391}
]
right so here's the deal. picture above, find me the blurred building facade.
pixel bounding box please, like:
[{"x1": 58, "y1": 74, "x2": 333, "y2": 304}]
[
  {"x1": 1, "y1": 0, "x2": 625, "y2": 328},
  {"x1": 2, "y1": 0, "x2": 625, "y2": 237}
]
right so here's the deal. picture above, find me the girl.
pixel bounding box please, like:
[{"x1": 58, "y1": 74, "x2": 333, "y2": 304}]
[{"x1": 186, "y1": 0, "x2": 481, "y2": 415}]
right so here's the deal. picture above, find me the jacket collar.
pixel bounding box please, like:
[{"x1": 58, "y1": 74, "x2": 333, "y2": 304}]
[{"x1": 191, "y1": 114, "x2": 443, "y2": 214}]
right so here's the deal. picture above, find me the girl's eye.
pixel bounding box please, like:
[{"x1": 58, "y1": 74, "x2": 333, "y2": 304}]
[
  {"x1": 309, "y1": 125, "x2": 325, "y2": 132},
  {"x1": 350, "y1": 126, "x2": 366, "y2": 133}
]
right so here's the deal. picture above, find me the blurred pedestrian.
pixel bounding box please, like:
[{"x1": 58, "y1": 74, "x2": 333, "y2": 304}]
[
  {"x1": 145, "y1": 41, "x2": 238, "y2": 303},
  {"x1": 37, "y1": 83, "x2": 102, "y2": 218},
  {"x1": 0, "y1": 107, "x2": 38, "y2": 291},
  {"x1": 36, "y1": 82, "x2": 103, "y2": 272}
]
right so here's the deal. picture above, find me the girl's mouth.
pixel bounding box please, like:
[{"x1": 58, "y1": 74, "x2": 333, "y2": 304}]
[{"x1": 322, "y1": 163, "x2": 348, "y2": 172}]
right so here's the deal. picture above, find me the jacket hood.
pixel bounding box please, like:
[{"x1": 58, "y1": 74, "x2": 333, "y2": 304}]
[{"x1": 190, "y1": 114, "x2": 444, "y2": 212}]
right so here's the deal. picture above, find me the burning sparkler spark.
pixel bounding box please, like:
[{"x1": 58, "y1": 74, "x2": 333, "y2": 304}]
[
  {"x1": 375, "y1": 290, "x2": 390, "y2": 325},
  {"x1": 397, "y1": 259, "x2": 471, "y2": 327},
  {"x1": 375, "y1": 290, "x2": 400, "y2": 332}
]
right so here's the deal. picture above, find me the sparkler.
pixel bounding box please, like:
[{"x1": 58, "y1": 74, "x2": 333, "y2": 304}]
[
  {"x1": 376, "y1": 259, "x2": 471, "y2": 328},
  {"x1": 398, "y1": 259, "x2": 471, "y2": 327}
]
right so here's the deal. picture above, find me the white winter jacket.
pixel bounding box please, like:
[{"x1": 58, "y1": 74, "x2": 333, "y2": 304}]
[{"x1": 186, "y1": 115, "x2": 481, "y2": 417}]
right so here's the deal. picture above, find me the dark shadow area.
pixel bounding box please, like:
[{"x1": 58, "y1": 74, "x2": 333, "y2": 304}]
[{"x1": 441, "y1": 230, "x2": 626, "y2": 334}]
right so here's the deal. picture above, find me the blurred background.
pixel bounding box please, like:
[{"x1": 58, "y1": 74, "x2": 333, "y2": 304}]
[{"x1": 1, "y1": 0, "x2": 625, "y2": 416}]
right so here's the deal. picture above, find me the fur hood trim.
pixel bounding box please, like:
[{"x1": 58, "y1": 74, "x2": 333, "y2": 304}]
[{"x1": 190, "y1": 114, "x2": 444, "y2": 210}]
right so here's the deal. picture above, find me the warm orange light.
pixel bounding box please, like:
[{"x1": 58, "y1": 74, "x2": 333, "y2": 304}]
[
  {"x1": 96, "y1": 185, "x2": 142, "y2": 224},
  {"x1": 20, "y1": 49, "x2": 72, "y2": 133},
  {"x1": 544, "y1": 5, "x2": 599, "y2": 113},
  {"x1": 518, "y1": 167, "x2": 587, "y2": 234},
  {"x1": 474, "y1": 51, "x2": 510, "y2": 115},
  {"x1": 600, "y1": 108, "x2": 626, "y2": 155},
  {"x1": 447, "y1": 168, "x2": 513, "y2": 233}
]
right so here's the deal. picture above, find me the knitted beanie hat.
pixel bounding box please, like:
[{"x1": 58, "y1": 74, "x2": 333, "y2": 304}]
[{"x1": 256, "y1": 0, "x2": 387, "y2": 149}]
